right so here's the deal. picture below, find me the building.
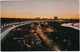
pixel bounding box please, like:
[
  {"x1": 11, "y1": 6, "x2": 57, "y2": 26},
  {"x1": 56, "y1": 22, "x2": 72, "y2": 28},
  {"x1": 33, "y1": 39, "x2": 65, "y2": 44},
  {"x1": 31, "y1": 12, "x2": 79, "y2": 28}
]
[
  {"x1": 54, "y1": 16, "x2": 58, "y2": 20},
  {"x1": 36, "y1": 17, "x2": 40, "y2": 19},
  {"x1": 42, "y1": 18, "x2": 47, "y2": 19}
]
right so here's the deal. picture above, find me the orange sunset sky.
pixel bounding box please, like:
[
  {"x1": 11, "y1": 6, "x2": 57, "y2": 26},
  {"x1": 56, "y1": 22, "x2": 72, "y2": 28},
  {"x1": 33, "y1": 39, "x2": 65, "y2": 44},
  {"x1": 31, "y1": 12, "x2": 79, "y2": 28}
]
[{"x1": 0, "y1": 0, "x2": 79, "y2": 19}]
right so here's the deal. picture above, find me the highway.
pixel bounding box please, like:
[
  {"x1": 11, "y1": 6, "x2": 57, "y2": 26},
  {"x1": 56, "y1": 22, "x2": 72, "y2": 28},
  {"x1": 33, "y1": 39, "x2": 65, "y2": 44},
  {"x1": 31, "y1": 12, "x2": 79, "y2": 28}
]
[
  {"x1": 1, "y1": 20, "x2": 79, "y2": 51},
  {"x1": 1, "y1": 21, "x2": 30, "y2": 41},
  {"x1": 1, "y1": 21, "x2": 49, "y2": 51},
  {"x1": 37, "y1": 26, "x2": 61, "y2": 51},
  {"x1": 0, "y1": 20, "x2": 59, "y2": 40},
  {"x1": 61, "y1": 23, "x2": 80, "y2": 30},
  {"x1": 1, "y1": 20, "x2": 61, "y2": 51},
  {"x1": 1, "y1": 20, "x2": 45, "y2": 41}
]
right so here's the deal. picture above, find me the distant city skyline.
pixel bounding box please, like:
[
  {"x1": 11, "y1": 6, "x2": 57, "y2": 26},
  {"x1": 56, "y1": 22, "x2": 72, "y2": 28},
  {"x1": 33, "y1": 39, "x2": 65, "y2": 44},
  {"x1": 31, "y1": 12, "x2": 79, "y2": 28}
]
[{"x1": 1, "y1": 0, "x2": 79, "y2": 19}]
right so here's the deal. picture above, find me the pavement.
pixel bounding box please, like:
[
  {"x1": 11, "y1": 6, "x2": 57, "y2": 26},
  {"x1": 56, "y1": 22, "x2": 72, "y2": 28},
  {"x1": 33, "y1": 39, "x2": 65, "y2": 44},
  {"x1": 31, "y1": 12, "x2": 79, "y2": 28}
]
[
  {"x1": 36, "y1": 25, "x2": 61, "y2": 51},
  {"x1": 61, "y1": 23, "x2": 80, "y2": 30},
  {"x1": 1, "y1": 22, "x2": 31, "y2": 41},
  {"x1": 1, "y1": 21, "x2": 61, "y2": 51}
]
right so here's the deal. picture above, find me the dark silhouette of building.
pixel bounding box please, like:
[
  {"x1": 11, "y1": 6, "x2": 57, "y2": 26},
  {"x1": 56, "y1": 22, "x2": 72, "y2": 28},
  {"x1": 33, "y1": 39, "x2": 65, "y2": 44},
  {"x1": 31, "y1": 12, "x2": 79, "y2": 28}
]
[
  {"x1": 42, "y1": 18, "x2": 47, "y2": 19},
  {"x1": 54, "y1": 16, "x2": 58, "y2": 20},
  {"x1": 36, "y1": 17, "x2": 40, "y2": 19}
]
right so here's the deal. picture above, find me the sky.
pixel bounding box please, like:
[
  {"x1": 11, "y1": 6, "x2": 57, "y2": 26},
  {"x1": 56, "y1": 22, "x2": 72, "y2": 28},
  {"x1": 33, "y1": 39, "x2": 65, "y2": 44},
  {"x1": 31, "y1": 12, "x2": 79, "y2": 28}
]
[{"x1": 0, "y1": 0, "x2": 79, "y2": 19}]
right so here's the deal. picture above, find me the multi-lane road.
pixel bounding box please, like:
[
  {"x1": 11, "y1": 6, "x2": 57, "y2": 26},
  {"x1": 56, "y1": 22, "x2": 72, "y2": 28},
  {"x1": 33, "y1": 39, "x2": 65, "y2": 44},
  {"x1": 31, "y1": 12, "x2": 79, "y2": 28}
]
[
  {"x1": 1, "y1": 20, "x2": 79, "y2": 51},
  {"x1": 1, "y1": 20, "x2": 62, "y2": 51},
  {"x1": 1, "y1": 20, "x2": 44, "y2": 40},
  {"x1": 37, "y1": 26, "x2": 61, "y2": 51},
  {"x1": 1, "y1": 20, "x2": 62, "y2": 40}
]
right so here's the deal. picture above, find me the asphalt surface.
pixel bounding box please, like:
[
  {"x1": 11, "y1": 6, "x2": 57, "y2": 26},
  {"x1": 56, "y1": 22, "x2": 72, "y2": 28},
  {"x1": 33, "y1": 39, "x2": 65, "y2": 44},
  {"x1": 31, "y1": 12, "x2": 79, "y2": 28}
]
[
  {"x1": 1, "y1": 21, "x2": 79, "y2": 51},
  {"x1": 37, "y1": 26, "x2": 60, "y2": 51}
]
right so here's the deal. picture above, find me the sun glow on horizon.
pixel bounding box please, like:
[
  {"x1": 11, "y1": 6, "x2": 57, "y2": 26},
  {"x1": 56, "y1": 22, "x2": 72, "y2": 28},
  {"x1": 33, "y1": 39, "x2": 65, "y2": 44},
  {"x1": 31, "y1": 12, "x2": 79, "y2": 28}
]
[
  {"x1": 1, "y1": 15, "x2": 79, "y2": 19},
  {"x1": 1, "y1": 0, "x2": 79, "y2": 19}
]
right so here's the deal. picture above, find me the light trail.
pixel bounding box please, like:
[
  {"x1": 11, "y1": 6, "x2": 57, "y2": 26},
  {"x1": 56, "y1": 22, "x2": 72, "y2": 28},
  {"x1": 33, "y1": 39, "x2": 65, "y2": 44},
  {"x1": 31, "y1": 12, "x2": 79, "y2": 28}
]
[{"x1": 36, "y1": 25, "x2": 61, "y2": 51}]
